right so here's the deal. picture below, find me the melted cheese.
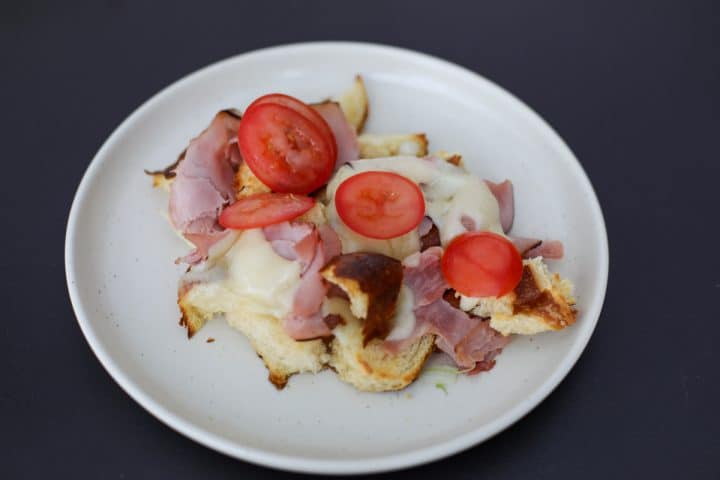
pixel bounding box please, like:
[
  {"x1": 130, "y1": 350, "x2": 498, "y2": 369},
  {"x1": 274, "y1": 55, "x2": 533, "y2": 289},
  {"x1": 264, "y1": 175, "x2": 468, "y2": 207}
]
[
  {"x1": 385, "y1": 285, "x2": 417, "y2": 341},
  {"x1": 325, "y1": 156, "x2": 502, "y2": 260},
  {"x1": 183, "y1": 229, "x2": 302, "y2": 320}
]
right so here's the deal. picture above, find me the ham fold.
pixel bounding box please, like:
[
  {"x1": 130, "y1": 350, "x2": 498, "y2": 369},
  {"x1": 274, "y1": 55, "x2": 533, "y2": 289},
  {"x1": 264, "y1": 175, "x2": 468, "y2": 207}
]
[
  {"x1": 312, "y1": 102, "x2": 359, "y2": 168},
  {"x1": 386, "y1": 247, "x2": 510, "y2": 372},
  {"x1": 169, "y1": 110, "x2": 242, "y2": 264},
  {"x1": 264, "y1": 221, "x2": 342, "y2": 340}
]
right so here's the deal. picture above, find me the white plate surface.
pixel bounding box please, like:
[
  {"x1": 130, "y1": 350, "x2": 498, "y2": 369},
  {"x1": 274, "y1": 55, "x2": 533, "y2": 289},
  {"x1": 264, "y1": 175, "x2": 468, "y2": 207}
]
[{"x1": 65, "y1": 42, "x2": 608, "y2": 474}]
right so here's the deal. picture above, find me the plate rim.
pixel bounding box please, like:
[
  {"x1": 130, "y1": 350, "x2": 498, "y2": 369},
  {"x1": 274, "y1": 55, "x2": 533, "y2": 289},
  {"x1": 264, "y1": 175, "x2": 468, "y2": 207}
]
[{"x1": 65, "y1": 41, "x2": 609, "y2": 474}]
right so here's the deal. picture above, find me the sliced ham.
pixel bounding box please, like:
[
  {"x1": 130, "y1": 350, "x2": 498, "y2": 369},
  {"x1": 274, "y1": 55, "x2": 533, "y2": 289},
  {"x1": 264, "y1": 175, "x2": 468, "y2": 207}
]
[
  {"x1": 454, "y1": 318, "x2": 511, "y2": 372},
  {"x1": 169, "y1": 110, "x2": 242, "y2": 264},
  {"x1": 312, "y1": 102, "x2": 359, "y2": 168},
  {"x1": 402, "y1": 246, "x2": 448, "y2": 307},
  {"x1": 318, "y1": 224, "x2": 342, "y2": 260},
  {"x1": 484, "y1": 179, "x2": 514, "y2": 233},
  {"x1": 263, "y1": 221, "x2": 313, "y2": 261},
  {"x1": 387, "y1": 299, "x2": 510, "y2": 371},
  {"x1": 460, "y1": 215, "x2": 476, "y2": 232},
  {"x1": 263, "y1": 221, "x2": 342, "y2": 340},
  {"x1": 510, "y1": 236, "x2": 564, "y2": 260},
  {"x1": 282, "y1": 310, "x2": 333, "y2": 341},
  {"x1": 418, "y1": 216, "x2": 433, "y2": 237},
  {"x1": 385, "y1": 246, "x2": 509, "y2": 371}
]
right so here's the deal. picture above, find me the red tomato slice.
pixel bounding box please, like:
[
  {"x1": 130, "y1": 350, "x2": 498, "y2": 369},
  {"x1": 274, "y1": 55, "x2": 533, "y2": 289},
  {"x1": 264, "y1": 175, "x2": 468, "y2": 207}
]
[
  {"x1": 441, "y1": 231, "x2": 523, "y2": 297},
  {"x1": 245, "y1": 93, "x2": 337, "y2": 162},
  {"x1": 219, "y1": 193, "x2": 315, "y2": 229},
  {"x1": 335, "y1": 171, "x2": 426, "y2": 239},
  {"x1": 238, "y1": 103, "x2": 335, "y2": 194}
]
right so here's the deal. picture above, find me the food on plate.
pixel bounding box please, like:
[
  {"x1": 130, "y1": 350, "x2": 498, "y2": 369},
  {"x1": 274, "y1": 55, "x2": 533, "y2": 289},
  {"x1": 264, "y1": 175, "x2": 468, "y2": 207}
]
[
  {"x1": 357, "y1": 133, "x2": 428, "y2": 158},
  {"x1": 147, "y1": 76, "x2": 577, "y2": 391}
]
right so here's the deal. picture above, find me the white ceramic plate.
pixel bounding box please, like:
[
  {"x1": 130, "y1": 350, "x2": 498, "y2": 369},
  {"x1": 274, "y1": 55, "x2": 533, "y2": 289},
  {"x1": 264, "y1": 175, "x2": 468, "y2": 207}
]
[{"x1": 65, "y1": 42, "x2": 608, "y2": 474}]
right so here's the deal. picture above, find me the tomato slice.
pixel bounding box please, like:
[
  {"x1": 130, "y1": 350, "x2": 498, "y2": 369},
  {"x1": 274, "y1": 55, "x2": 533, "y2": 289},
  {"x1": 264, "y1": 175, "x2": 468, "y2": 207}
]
[
  {"x1": 238, "y1": 103, "x2": 335, "y2": 194},
  {"x1": 219, "y1": 193, "x2": 315, "y2": 229},
  {"x1": 335, "y1": 171, "x2": 426, "y2": 239},
  {"x1": 245, "y1": 93, "x2": 337, "y2": 162},
  {"x1": 441, "y1": 231, "x2": 523, "y2": 298}
]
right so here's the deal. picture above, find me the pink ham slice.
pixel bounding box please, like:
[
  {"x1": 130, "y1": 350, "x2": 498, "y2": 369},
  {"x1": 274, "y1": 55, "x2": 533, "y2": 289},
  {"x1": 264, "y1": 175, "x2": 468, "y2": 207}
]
[
  {"x1": 484, "y1": 179, "x2": 514, "y2": 233},
  {"x1": 263, "y1": 221, "x2": 342, "y2": 340},
  {"x1": 510, "y1": 236, "x2": 564, "y2": 259},
  {"x1": 386, "y1": 247, "x2": 510, "y2": 371},
  {"x1": 312, "y1": 102, "x2": 359, "y2": 168},
  {"x1": 169, "y1": 110, "x2": 242, "y2": 264},
  {"x1": 417, "y1": 216, "x2": 434, "y2": 237},
  {"x1": 388, "y1": 298, "x2": 510, "y2": 371},
  {"x1": 453, "y1": 316, "x2": 511, "y2": 372},
  {"x1": 402, "y1": 247, "x2": 448, "y2": 307}
]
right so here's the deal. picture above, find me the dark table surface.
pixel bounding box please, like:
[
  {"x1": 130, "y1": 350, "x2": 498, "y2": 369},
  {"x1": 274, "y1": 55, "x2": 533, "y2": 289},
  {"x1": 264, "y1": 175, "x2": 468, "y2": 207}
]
[{"x1": 3, "y1": 1, "x2": 719, "y2": 478}]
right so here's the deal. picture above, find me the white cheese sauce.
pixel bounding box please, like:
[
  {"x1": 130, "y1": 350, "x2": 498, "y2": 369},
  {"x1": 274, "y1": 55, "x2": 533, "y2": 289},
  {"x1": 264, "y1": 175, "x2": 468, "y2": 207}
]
[
  {"x1": 385, "y1": 285, "x2": 417, "y2": 341},
  {"x1": 183, "y1": 228, "x2": 301, "y2": 320},
  {"x1": 324, "y1": 156, "x2": 503, "y2": 260}
]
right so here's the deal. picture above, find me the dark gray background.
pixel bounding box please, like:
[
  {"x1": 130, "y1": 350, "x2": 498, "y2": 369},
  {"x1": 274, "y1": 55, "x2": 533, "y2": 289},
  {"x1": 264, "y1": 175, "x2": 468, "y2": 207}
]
[{"x1": 2, "y1": 0, "x2": 719, "y2": 478}]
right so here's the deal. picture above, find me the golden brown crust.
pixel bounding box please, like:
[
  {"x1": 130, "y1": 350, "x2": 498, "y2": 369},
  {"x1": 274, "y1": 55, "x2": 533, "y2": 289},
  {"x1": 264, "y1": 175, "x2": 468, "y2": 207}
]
[
  {"x1": 268, "y1": 369, "x2": 290, "y2": 389},
  {"x1": 445, "y1": 154, "x2": 463, "y2": 166},
  {"x1": 321, "y1": 253, "x2": 403, "y2": 345},
  {"x1": 513, "y1": 265, "x2": 577, "y2": 329},
  {"x1": 330, "y1": 332, "x2": 436, "y2": 392},
  {"x1": 177, "y1": 290, "x2": 208, "y2": 338}
]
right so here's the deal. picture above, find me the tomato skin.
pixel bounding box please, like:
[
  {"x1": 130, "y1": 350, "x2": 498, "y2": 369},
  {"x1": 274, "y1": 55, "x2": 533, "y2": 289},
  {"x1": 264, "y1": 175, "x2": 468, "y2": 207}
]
[
  {"x1": 441, "y1": 231, "x2": 523, "y2": 298},
  {"x1": 219, "y1": 193, "x2": 315, "y2": 230},
  {"x1": 245, "y1": 93, "x2": 337, "y2": 162},
  {"x1": 334, "y1": 171, "x2": 426, "y2": 239},
  {"x1": 238, "y1": 103, "x2": 334, "y2": 194}
]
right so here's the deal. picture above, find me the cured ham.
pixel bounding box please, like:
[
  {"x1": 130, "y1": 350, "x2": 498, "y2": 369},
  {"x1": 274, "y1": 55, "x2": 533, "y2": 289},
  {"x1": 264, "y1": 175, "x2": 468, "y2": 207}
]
[
  {"x1": 168, "y1": 110, "x2": 242, "y2": 264},
  {"x1": 402, "y1": 247, "x2": 447, "y2": 306},
  {"x1": 264, "y1": 221, "x2": 342, "y2": 340},
  {"x1": 312, "y1": 102, "x2": 360, "y2": 168},
  {"x1": 387, "y1": 247, "x2": 510, "y2": 371},
  {"x1": 484, "y1": 179, "x2": 514, "y2": 233}
]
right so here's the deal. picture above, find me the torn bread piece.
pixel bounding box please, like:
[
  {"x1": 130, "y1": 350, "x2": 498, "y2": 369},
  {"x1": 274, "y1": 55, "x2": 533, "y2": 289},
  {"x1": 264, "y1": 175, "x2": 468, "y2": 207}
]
[
  {"x1": 145, "y1": 150, "x2": 185, "y2": 192},
  {"x1": 358, "y1": 133, "x2": 428, "y2": 158},
  {"x1": 321, "y1": 253, "x2": 403, "y2": 344},
  {"x1": 178, "y1": 282, "x2": 329, "y2": 389},
  {"x1": 325, "y1": 297, "x2": 435, "y2": 392},
  {"x1": 234, "y1": 161, "x2": 270, "y2": 198},
  {"x1": 460, "y1": 257, "x2": 576, "y2": 336},
  {"x1": 433, "y1": 150, "x2": 463, "y2": 167},
  {"x1": 337, "y1": 75, "x2": 369, "y2": 133}
]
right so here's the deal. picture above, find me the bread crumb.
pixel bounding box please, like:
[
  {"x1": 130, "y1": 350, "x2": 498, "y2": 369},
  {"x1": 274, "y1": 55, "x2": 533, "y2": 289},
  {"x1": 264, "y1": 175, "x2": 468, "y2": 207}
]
[{"x1": 206, "y1": 338, "x2": 215, "y2": 343}]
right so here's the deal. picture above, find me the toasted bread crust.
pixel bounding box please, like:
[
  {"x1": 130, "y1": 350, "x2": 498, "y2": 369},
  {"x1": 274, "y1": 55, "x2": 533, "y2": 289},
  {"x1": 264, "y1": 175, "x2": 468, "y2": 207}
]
[
  {"x1": 321, "y1": 253, "x2": 403, "y2": 345},
  {"x1": 330, "y1": 332, "x2": 436, "y2": 392},
  {"x1": 466, "y1": 257, "x2": 577, "y2": 336},
  {"x1": 338, "y1": 75, "x2": 369, "y2": 133},
  {"x1": 513, "y1": 265, "x2": 576, "y2": 329},
  {"x1": 357, "y1": 133, "x2": 428, "y2": 159}
]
